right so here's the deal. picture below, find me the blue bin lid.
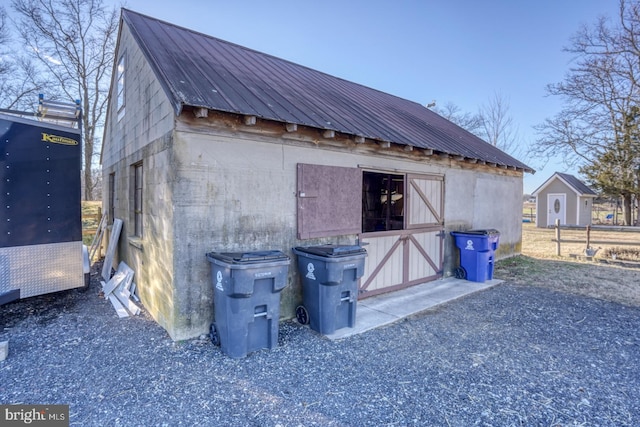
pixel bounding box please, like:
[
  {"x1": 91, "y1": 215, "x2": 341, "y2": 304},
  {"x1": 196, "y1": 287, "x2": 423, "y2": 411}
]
[
  {"x1": 206, "y1": 250, "x2": 289, "y2": 264},
  {"x1": 294, "y1": 245, "x2": 366, "y2": 258},
  {"x1": 452, "y1": 229, "x2": 500, "y2": 236}
]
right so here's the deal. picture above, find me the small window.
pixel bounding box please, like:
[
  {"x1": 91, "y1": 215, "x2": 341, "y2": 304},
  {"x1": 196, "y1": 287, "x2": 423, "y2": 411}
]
[
  {"x1": 132, "y1": 163, "x2": 143, "y2": 237},
  {"x1": 116, "y1": 54, "x2": 126, "y2": 121},
  {"x1": 362, "y1": 171, "x2": 405, "y2": 232},
  {"x1": 108, "y1": 172, "x2": 115, "y2": 224}
]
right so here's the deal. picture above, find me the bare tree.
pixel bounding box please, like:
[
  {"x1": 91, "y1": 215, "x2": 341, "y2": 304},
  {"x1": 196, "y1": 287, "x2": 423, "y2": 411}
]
[
  {"x1": 432, "y1": 96, "x2": 524, "y2": 160},
  {"x1": 1, "y1": 6, "x2": 57, "y2": 110},
  {"x1": 533, "y1": 0, "x2": 640, "y2": 225},
  {"x1": 0, "y1": 7, "x2": 9, "y2": 76},
  {"x1": 11, "y1": 0, "x2": 118, "y2": 200},
  {"x1": 478, "y1": 92, "x2": 520, "y2": 156},
  {"x1": 432, "y1": 101, "x2": 483, "y2": 135}
]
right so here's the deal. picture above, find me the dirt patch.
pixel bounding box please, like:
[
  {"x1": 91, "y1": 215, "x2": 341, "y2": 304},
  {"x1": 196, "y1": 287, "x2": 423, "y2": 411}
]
[{"x1": 495, "y1": 224, "x2": 640, "y2": 308}]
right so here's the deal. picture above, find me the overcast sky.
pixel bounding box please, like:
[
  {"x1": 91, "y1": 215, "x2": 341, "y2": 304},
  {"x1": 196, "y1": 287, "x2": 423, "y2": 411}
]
[{"x1": 110, "y1": 0, "x2": 621, "y2": 193}]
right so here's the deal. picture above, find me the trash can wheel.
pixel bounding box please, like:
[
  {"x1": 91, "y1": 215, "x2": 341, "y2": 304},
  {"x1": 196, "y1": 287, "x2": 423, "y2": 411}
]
[
  {"x1": 454, "y1": 266, "x2": 466, "y2": 280},
  {"x1": 209, "y1": 323, "x2": 219, "y2": 346},
  {"x1": 295, "y1": 305, "x2": 309, "y2": 325}
]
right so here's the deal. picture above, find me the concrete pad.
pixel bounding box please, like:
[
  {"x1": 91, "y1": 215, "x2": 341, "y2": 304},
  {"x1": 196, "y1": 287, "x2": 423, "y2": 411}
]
[{"x1": 325, "y1": 278, "x2": 502, "y2": 340}]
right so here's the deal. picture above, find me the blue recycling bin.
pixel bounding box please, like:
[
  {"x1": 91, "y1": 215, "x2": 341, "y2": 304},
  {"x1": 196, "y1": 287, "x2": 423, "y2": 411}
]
[{"x1": 450, "y1": 229, "x2": 500, "y2": 282}]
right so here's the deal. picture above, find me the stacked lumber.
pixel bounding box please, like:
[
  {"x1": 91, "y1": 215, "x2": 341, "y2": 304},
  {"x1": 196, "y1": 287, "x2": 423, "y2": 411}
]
[
  {"x1": 101, "y1": 261, "x2": 141, "y2": 318},
  {"x1": 98, "y1": 218, "x2": 141, "y2": 317}
]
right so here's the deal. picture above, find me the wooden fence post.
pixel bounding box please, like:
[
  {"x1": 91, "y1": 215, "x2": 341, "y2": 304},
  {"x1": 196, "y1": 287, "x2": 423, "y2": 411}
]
[
  {"x1": 586, "y1": 225, "x2": 591, "y2": 249},
  {"x1": 97, "y1": 207, "x2": 103, "y2": 258},
  {"x1": 555, "y1": 219, "x2": 561, "y2": 256}
]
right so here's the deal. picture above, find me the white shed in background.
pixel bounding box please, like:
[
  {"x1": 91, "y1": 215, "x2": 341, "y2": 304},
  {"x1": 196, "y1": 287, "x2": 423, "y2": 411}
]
[{"x1": 533, "y1": 172, "x2": 597, "y2": 227}]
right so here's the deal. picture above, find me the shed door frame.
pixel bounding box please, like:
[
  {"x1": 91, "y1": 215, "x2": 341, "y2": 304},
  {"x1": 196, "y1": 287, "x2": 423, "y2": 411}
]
[
  {"x1": 359, "y1": 173, "x2": 444, "y2": 298},
  {"x1": 547, "y1": 193, "x2": 566, "y2": 226}
]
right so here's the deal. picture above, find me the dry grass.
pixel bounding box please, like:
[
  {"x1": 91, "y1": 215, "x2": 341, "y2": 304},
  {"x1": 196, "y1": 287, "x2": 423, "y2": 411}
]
[
  {"x1": 81, "y1": 201, "x2": 102, "y2": 245},
  {"x1": 494, "y1": 223, "x2": 640, "y2": 308},
  {"x1": 602, "y1": 246, "x2": 640, "y2": 261},
  {"x1": 521, "y1": 222, "x2": 640, "y2": 259}
]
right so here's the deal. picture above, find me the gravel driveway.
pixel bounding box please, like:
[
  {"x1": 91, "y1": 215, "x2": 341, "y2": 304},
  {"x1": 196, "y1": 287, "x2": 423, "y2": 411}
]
[{"x1": 1, "y1": 261, "x2": 639, "y2": 426}]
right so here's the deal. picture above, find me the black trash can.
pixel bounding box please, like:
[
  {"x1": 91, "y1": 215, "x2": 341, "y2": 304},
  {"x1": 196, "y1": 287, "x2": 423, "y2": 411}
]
[
  {"x1": 206, "y1": 250, "x2": 290, "y2": 358},
  {"x1": 450, "y1": 229, "x2": 500, "y2": 282},
  {"x1": 293, "y1": 245, "x2": 367, "y2": 335}
]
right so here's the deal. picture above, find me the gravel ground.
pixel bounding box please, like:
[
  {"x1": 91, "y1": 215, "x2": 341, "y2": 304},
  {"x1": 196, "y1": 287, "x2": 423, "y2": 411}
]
[{"x1": 1, "y1": 261, "x2": 639, "y2": 426}]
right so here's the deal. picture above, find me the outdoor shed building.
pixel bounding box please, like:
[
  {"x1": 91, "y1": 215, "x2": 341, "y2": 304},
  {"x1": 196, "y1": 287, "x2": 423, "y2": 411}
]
[
  {"x1": 532, "y1": 172, "x2": 597, "y2": 227},
  {"x1": 102, "y1": 9, "x2": 534, "y2": 340}
]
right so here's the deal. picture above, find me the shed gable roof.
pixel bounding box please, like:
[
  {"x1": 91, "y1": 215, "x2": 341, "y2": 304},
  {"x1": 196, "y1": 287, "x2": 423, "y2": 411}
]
[
  {"x1": 532, "y1": 172, "x2": 597, "y2": 197},
  {"x1": 120, "y1": 9, "x2": 533, "y2": 173}
]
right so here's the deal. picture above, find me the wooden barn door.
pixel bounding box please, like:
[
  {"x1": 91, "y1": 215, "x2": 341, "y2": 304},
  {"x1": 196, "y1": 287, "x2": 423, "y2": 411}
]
[{"x1": 359, "y1": 174, "x2": 444, "y2": 298}]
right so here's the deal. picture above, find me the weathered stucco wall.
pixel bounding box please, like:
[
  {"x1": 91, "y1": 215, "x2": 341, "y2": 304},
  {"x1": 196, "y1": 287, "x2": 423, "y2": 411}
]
[
  {"x1": 159, "y1": 114, "x2": 525, "y2": 340},
  {"x1": 444, "y1": 171, "x2": 523, "y2": 266}
]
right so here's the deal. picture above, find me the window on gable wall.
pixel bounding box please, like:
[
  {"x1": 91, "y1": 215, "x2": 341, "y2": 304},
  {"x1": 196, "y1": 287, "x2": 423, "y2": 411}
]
[
  {"x1": 116, "y1": 54, "x2": 126, "y2": 121},
  {"x1": 108, "y1": 172, "x2": 115, "y2": 224},
  {"x1": 132, "y1": 162, "x2": 143, "y2": 237}
]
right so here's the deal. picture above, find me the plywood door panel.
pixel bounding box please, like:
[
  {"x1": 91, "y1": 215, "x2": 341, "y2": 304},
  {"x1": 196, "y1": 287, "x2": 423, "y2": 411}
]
[
  {"x1": 359, "y1": 229, "x2": 443, "y2": 297},
  {"x1": 407, "y1": 174, "x2": 443, "y2": 229},
  {"x1": 408, "y1": 231, "x2": 442, "y2": 282},
  {"x1": 360, "y1": 234, "x2": 404, "y2": 293},
  {"x1": 297, "y1": 163, "x2": 362, "y2": 239}
]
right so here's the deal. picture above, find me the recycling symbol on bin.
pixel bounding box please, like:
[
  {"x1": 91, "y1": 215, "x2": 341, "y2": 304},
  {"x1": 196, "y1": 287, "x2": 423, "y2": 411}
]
[
  {"x1": 215, "y1": 270, "x2": 224, "y2": 291},
  {"x1": 306, "y1": 262, "x2": 316, "y2": 280},
  {"x1": 465, "y1": 239, "x2": 475, "y2": 250}
]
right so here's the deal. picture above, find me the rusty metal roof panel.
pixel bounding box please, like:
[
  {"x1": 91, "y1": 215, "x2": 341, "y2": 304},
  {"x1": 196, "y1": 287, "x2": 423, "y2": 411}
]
[{"x1": 121, "y1": 9, "x2": 533, "y2": 172}]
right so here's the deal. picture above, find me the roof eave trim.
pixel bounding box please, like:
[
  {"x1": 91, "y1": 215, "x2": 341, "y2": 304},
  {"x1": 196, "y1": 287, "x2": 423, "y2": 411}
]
[{"x1": 179, "y1": 105, "x2": 536, "y2": 173}]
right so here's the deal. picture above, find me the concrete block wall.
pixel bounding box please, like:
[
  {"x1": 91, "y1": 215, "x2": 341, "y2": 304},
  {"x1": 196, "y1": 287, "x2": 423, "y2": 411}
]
[
  {"x1": 102, "y1": 24, "x2": 174, "y2": 170},
  {"x1": 102, "y1": 22, "x2": 178, "y2": 338}
]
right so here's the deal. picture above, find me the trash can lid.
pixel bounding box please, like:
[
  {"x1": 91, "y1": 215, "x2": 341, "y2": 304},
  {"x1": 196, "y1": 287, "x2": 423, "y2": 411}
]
[
  {"x1": 294, "y1": 245, "x2": 366, "y2": 257},
  {"x1": 452, "y1": 229, "x2": 500, "y2": 236},
  {"x1": 206, "y1": 250, "x2": 289, "y2": 264}
]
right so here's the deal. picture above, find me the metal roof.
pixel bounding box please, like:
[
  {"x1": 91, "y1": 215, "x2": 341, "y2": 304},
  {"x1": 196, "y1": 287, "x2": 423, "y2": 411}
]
[
  {"x1": 555, "y1": 172, "x2": 597, "y2": 196},
  {"x1": 532, "y1": 172, "x2": 597, "y2": 196},
  {"x1": 121, "y1": 9, "x2": 533, "y2": 173}
]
